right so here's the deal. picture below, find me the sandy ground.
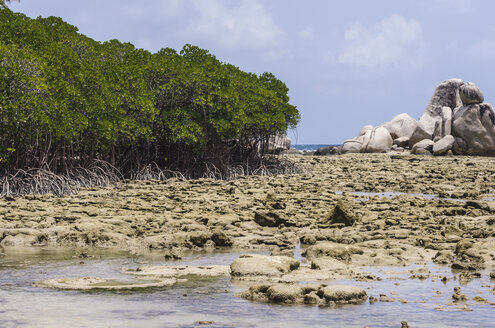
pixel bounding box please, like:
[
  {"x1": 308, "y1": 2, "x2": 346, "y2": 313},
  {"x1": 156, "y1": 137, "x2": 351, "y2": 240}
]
[{"x1": 1, "y1": 154, "x2": 495, "y2": 283}]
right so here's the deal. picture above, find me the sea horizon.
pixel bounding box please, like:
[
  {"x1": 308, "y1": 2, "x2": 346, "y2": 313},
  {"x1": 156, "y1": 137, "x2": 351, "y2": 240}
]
[{"x1": 292, "y1": 144, "x2": 341, "y2": 151}]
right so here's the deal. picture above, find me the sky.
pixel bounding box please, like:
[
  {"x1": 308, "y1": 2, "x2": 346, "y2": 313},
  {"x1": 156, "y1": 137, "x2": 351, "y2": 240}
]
[{"x1": 8, "y1": 0, "x2": 495, "y2": 144}]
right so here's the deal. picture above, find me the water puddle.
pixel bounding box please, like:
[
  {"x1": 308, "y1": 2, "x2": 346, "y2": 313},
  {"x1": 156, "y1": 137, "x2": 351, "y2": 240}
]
[
  {"x1": 293, "y1": 243, "x2": 303, "y2": 262},
  {"x1": 335, "y1": 191, "x2": 471, "y2": 203},
  {"x1": 0, "y1": 248, "x2": 493, "y2": 327}
]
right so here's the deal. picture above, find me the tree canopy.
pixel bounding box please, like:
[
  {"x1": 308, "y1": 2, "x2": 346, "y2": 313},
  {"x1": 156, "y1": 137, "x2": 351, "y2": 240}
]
[{"x1": 0, "y1": 9, "x2": 300, "y2": 180}]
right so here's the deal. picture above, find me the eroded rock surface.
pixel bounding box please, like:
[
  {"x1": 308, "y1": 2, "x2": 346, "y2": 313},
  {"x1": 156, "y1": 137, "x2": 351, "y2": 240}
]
[
  {"x1": 124, "y1": 265, "x2": 230, "y2": 278},
  {"x1": 238, "y1": 283, "x2": 367, "y2": 306},
  {"x1": 33, "y1": 276, "x2": 177, "y2": 290},
  {"x1": 1, "y1": 154, "x2": 495, "y2": 274},
  {"x1": 230, "y1": 254, "x2": 300, "y2": 278}
]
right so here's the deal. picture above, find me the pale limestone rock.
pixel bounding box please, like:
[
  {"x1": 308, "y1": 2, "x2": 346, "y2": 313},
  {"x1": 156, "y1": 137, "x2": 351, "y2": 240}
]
[
  {"x1": 33, "y1": 276, "x2": 177, "y2": 290},
  {"x1": 230, "y1": 254, "x2": 300, "y2": 277}
]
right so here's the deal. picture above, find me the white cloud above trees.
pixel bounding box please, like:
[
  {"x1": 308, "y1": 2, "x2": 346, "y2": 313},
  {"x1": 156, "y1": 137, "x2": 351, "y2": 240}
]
[
  {"x1": 338, "y1": 15, "x2": 426, "y2": 70},
  {"x1": 188, "y1": 0, "x2": 285, "y2": 50}
]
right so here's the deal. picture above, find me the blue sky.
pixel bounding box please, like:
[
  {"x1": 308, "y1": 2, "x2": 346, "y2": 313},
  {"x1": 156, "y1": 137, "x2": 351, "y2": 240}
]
[{"x1": 9, "y1": 0, "x2": 495, "y2": 144}]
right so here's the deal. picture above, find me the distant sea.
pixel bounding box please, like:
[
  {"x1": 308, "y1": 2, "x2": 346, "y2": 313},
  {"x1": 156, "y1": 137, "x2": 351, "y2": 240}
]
[{"x1": 292, "y1": 144, "x2": 340, "y2": 151}]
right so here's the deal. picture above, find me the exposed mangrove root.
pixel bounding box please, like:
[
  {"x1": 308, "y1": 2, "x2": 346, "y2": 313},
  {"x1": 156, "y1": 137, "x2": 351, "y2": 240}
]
[
  {"x1": 130, "y1": 163, "x2": 187, "y2": 181},
  {"x1": 0, "y1": 157, "x2": 303, "y2": 198},
  {"x1": 0, "y1": 160, "x2": 121, "y2": 198}
]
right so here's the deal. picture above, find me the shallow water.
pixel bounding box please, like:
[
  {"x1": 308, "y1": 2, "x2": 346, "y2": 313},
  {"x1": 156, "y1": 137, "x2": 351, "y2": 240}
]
[
  {"x1": 334, "y1": 190, "x2": 493, "y2": 203},
  {"x1": 0, "y1": 248, "x2": 494, "y2": 328}
]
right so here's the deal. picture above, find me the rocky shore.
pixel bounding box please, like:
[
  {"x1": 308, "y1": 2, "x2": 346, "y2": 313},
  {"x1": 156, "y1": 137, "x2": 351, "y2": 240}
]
[
  {"x1": 309, "y1": 78, "x2": 495, "y2": 157},
  {"x1": 1, "y1": 154, "x2": 495, "y2": 308}
]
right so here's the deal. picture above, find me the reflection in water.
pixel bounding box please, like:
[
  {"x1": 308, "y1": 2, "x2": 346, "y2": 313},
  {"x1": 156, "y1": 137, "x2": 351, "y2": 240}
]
[{"x1": 0, "y1": 248, "x2": 494, "y2": 328}]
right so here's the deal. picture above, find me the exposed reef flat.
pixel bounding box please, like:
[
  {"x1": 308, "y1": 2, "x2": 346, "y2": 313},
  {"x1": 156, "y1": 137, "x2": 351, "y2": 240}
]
[{"x1": 1, "y1": 154, "x2": 495, "y2": 276}]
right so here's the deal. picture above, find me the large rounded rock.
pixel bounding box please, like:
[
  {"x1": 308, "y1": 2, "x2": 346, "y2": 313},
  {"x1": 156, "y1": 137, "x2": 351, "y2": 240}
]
[
  {"x1": 418, "y1": 106, "x2": 453, "y2": 140},
  {"x1": 408, "y1": 122, "x2": 432, "y2": 148},
  {"x1": 382, "y1": 113, "x2": 418, "y2": 139},
  {"x1": 341, "y1": 136, "x2": 363, "y2": 154},
  {"x1": 452, "y1": 103, "x2": 495, "y2": 156},
  {"x1": 425, "y1": 78, "x2": 464, "y2": 115},
  {"x1": 360, "y1": 127, "x2": 393, "y2": 153},
  {"x1": 230, "y1": 254, "x2": 300, "y2": 277},
  {"x1": 358, "y1": 125, "x2": 373, "y2": 137},
  {"x1": 433, "y1": 135, "x2": 455, "y2": 155},
  {"x1": 459, "y1": 82, "x2": 484, "y2": 105},
  {"x1": 411, "y1": 139, "x2": 434, "y2": 154}
]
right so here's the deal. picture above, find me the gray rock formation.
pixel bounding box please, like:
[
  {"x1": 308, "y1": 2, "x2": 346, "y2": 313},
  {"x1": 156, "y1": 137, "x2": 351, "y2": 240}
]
[
  {"x1": 413, "y1": 78, "x2": 464, "y2": 145},
  {"x1": 423, "y1": 78, "x2": 464, "y2": 122},
  {"x1": 315, "y1": 146, "x2": 340, "y2": 156},
  {"x1": 360, "y1": 127, "x2": 393, "y2": 153},
  {"x1": 452, "y1": 103, "x2": 495, "y2": 156},
  {"x1": 339, "y1": 78, "x2": 495, "y2": 156},
  {"x1": 382, "y1": 113, "x2": 418, "y2": 139},
  {"x1": 408, "y1": 123, "x2": 432, "y2": 148},
  {"x1": 433, "y1": 135, "x2": 455, "y2": 155},
  {"x1": 435, "y1": 106, "x2": 453, "y2": 140},
  {"x1": 411, "y1": 139, "x2": 434, "y2": 154},
  {"x1": 459, "y1": 82, "x2": 484, "y2": 105},
  {"x1": 341, "y1": 136, "x2": 363, "y2": 154},
  {"x1": 393, "y1": 137, "x2": 409, "y2": 148},
  {"x1": 414, "y1": 148, "x2": 432, "y2": 156},
  {"x1": 358, "y1": 125, "x2": 373, "y2": 137}
]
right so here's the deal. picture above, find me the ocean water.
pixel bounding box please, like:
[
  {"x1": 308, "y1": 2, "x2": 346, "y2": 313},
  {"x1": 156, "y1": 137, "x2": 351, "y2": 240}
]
[
  {"x1": 1, "y1": 248, "x2": 494, "y2": 328},
  {"x1": 292, "y1": 144, "x2": 340, "y2": 151}
]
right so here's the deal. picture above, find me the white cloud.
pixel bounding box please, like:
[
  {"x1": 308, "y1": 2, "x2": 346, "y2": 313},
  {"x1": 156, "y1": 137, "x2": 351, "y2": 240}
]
[
  {"x1": 298, "y1": 27, "x2": 314, "y2": 40},
  {"x1": 188, "y1": 0, "x2": 285, "y2": 50},
  {"x1": 338, "y1": 15, "x2": 426, "y2": 70},
  {"x1": 118, "y1": 0, "x2": 286, "y2": 57},
  {"x1": 469, "y1": 40, "x2": 495, "y2": 60}
]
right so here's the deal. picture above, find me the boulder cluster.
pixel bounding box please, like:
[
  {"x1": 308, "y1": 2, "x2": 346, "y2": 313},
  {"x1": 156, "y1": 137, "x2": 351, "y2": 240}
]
[{"x1": 340, "y1": 78, "x2": 495, "y2": 156}]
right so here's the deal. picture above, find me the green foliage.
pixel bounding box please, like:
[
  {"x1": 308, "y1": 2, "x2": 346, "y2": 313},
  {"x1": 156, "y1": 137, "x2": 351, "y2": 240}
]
[{"x1": 0, "y1": 10, "x2": 299, "y2": 174}]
